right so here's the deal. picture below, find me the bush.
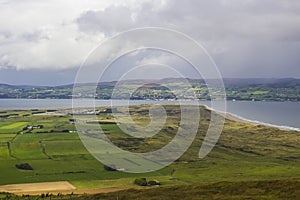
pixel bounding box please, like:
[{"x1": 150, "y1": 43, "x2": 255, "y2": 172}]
[
  {"x1": 104, "y1": 164, "x2": 117, "y2": 171},
  {"x1": 47, "y1": 109, "x2": 57, "y2": 112},
  {"x1": 148, "y1": 180, "x2": 161, "y2": 186},
  {"x1": 134, "y1": 178, "x2": 148, "y2": 186},
  {"x1": 15, "y1": 163, "x2": 33, "y2": 170}
]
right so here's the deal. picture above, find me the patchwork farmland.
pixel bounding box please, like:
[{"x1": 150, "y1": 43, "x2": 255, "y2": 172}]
[{"x1": 0, "y1": 105, "x2": 299, "y2": 199}]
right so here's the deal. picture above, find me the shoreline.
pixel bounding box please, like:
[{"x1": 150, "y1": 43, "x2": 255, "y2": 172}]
[
  {"x1": 0, "y1": 100, "x2": 299, "y2": 132},
  {"x1": 227, "y1": 112, "x2": 300, "y2": 132},
  {"x1": 203, "y1": 105, "x2": 300, "y2": 132}
]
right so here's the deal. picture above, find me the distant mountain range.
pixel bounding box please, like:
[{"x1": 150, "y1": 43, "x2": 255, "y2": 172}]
[{"x1": 0, "y1": 78, "x2": 299, "y2": 101}]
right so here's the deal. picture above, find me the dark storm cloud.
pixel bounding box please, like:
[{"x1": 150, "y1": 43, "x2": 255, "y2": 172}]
[
  {"x1": 76, "y1": 0, "x2": 300, "y2": 78},
  {"x1": 0, "y1": 0, "x2": 300, "y2": 85}
]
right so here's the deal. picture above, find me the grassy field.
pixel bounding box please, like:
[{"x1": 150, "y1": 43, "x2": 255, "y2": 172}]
[
  {"x1": 0, "y1": 105, "x2": 299, "y2": 199},
  {"x1": 0, "y1": 122, "x2": 27, "y2": 130},
  {"x1": 0, "y1": 122, "x2": 27, "y2": 134},
  {"x1": 1, "y1": 179, "x2": 299, "y2": 199},
  {"x1": 60, "y1": 178, "x2": 300, "y2": 200}
]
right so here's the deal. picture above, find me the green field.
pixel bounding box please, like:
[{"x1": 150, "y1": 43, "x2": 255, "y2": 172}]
[
  {"x1": 0, "y1": 122, "x2": 27, "y2": 134},
  {"x1": 0, "y1": 105, "x2": 299, "y2": 199},
  {"x1": 0, "y1": 122, "x2": 27, "y2": 130}
]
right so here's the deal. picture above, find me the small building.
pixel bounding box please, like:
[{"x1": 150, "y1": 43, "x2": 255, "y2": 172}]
[{"x1": 24, "y1": 125, "x2": 43, "y2": 130}]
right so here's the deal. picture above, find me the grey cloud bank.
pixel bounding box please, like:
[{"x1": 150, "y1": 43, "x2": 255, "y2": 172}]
[{"x1": 0, "y1": 0, "x2": 299, "y2": 85}]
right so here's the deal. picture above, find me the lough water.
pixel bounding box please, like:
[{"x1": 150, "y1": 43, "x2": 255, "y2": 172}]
[{"x1": 0, "y1": 99, "x2": 299, "y2": 130}]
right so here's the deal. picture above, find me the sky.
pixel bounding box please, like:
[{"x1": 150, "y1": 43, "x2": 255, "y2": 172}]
[{"x1": 0, "y1": 0, "x2": 299, "y2": 85}]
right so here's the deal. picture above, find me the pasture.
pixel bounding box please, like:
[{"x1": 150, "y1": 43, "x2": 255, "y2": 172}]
[
  {"x1": 0, "y1": 105, "x2": 299, "y2": 197},
  {"x1": 0, "y1": 122, "x2": 27, "y2": 134}
]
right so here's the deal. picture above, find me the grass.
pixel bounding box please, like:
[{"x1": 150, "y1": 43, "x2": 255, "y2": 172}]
[
  {"x1": 0, "y1": 122, "x2": 27, "y2": 134},
  {"x1": 71, "y1": 176, "x2": 175, "y2": 189},
  {"x1": 0, "y1": 105, "x2": 299, "y2": 199},
  {"x1": 1, "y1": 178, "x2": 299, "y2": 199},
  {"x1": 0, "y1": 122, "x2": 27, "y2": 130},
  {"x1": 72, "y1": 178, "x2": 300, "y2": 200}
]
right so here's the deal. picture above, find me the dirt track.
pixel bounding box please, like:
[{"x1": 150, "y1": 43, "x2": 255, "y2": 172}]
[{"x1": 0, "y1": 181, "x2": 139, "y2": 195}]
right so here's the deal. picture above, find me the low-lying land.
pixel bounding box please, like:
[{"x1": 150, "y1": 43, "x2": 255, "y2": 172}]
[{"x1": 0, "y1": 105, "x2": 299, "y2": 199}]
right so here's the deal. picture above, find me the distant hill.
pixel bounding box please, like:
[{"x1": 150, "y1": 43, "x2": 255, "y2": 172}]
[
  {"x1": 2, "y1": 78, "x2": 299, "y2": 88},
  {"x1": 222, "y1": 78, "x2": 300, "y2": 87},
  {"x1": 0, "y1": 78, "x2": 299, "y2": 101}
]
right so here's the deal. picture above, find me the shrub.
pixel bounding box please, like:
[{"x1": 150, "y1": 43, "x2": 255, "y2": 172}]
[
  {"x1": 15, "y1": 163, "x2": 33, "y2": 170},
  {"x1": 134, "y1": 178, "x2": 148, "y2": 186},
  {"x1": 104, "y1": 164, "x2": 117, "y2": 171},
  {"x1": 148, "y1": 180, "x2": 161, "y2": 186}
]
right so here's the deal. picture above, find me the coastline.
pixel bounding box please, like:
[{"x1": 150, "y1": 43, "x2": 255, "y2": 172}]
[
  {"x1": 202, "y1": 105, "x2": 300, "y2": 132},
  {"x1": 0, "y1": 99, "x2": 299, "y2": 132},
  {"x1": 226, "y1": 112, "x2": 300, "y2": 132}
]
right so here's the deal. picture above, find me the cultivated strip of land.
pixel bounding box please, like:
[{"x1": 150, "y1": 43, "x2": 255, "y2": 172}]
[{"x1": 0, "y1": 181, "x2": 75, "y2": 195}]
